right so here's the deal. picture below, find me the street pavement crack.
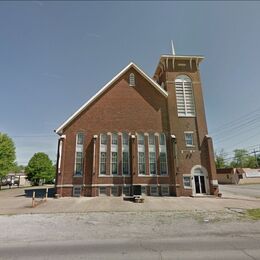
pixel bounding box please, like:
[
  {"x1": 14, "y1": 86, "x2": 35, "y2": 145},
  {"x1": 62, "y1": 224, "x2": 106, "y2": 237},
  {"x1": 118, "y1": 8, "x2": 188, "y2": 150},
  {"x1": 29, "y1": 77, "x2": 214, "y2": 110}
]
[
  {"x1": 242, "y1": 249, "x2": 258, "y2": 260},
  {"x1": 139, "y1": 240, "x2": 163, "y2": 260}
]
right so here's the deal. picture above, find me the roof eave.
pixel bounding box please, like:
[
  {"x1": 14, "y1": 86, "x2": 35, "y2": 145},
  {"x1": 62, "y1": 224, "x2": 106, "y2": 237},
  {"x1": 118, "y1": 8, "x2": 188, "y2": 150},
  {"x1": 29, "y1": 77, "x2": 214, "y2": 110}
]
[{"x1": 153, "y1": 55, "x2": 204, "y2": 79}]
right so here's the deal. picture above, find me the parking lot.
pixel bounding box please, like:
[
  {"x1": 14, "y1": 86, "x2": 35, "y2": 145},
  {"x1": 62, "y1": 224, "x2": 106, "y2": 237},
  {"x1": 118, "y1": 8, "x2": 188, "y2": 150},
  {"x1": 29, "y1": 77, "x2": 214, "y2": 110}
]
[{"x1": 0, "y1": 184, "x2": 259, "y2": 215}]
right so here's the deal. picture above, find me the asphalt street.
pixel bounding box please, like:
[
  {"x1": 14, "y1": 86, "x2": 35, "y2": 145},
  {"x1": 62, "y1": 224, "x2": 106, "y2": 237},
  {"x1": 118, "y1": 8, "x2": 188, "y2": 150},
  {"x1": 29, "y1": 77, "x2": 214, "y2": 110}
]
[
  {"x1": 1, "y1": 185, "x2": 260, "y2": 259},
  {"x1": 0, "y1": 212, "x2": 260, "y2": 260},
  {"x1": 1, "y1": 236, "x2": 260, "y2": 260},
  {"x1": 219, "y1": 184, "x2": 260, "y2": 198}
]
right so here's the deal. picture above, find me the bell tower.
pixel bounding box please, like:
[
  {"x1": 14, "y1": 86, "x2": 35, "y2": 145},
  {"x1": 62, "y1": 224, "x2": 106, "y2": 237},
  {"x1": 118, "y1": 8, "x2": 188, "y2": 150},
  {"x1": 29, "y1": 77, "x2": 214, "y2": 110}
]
[{"x1": 153, "y1": 45, "x2": 218, "y2": 196}]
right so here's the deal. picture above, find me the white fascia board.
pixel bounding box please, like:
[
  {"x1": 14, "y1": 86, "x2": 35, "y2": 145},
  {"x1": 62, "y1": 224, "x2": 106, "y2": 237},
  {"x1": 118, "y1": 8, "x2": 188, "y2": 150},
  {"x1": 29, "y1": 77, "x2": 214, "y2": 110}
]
[
  {"x1": 160, "y1": 54, "x2": 204, "y2": 59},
  {"x1": 153, "y1": 55, "x2": 204, "y2": 78},
  {"x1": 131, "y1": 63, "x2": 168, "y2": 97},
  {"x1": 55, "y1": 62, "x2": 168, "y2": 135}
]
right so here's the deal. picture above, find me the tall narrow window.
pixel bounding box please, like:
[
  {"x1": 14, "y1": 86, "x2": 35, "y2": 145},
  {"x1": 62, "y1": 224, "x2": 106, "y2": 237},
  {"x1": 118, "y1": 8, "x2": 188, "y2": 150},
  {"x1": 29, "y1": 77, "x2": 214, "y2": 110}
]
[
  {"x1": 159, "y1": 133, "x2": 168, "y2": 175},
  {"x1": 138, "y1": 133, "x2": 145, "y2": 145},
  {"x1": 149, "y1": 133, "x2": 156, "y2": 175},
  {"x1": 138, "y1": 133, "x2": 145, "y2": 175},
  {"x1": 100, "y1": 152, "x2": 106, "y2": 175},
  {"x1": 100, "y1": 133, "x2": 107, "y2": 175},
  {"x1": 175, "y1": 75, "x2": 195, "y2": 117},
  {"x1": 122, "y1": 133, "x2": 129, "y2": 175},
  {"x1": 159, "y1": 153, "x2": 167, "y2": 175},
  {"x1": 101, "y1": 134, "x2": 107, "y2": 145},
  {"x1": 159, "y1": 133, "x2": 166, "y2": 145},
  {"x1": 149, "y1": 152, "x2": 156, "y2": 175},
  {"x1": 129, "y1": 73, "x2": 135, "y2": 86},
  {"x1": 111, "y1": 133, "x2": 118, "y2": 175},
  {"x1": 112, "y1": 133, "x2": 118, "y2": 145},
  {"x1": 74, "y1": 133, "x2": 84, "y2": 176},
  {"x1": 138, "y1": 152, "x2": 145, "y2": 175},
  {"x1": 111, "y1": 152, "x2": 118, "y2": 175}
]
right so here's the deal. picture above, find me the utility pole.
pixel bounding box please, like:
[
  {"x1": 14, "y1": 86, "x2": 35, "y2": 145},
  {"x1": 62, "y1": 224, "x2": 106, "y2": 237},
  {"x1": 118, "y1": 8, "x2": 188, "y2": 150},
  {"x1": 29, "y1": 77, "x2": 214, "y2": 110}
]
[{"x1": 253, "y1": 149, "x2": 259, "y2": 168}]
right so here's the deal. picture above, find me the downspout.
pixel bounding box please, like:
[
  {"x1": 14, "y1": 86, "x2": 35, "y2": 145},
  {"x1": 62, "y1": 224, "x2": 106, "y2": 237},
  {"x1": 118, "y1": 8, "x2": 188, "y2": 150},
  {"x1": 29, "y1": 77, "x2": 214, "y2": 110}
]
[
  {"x1": 57, "y1": 134, "x2": 66, "y2": 196},
  {"x1": 171, "y1": 134, "x2": 178, "y2": 196}
]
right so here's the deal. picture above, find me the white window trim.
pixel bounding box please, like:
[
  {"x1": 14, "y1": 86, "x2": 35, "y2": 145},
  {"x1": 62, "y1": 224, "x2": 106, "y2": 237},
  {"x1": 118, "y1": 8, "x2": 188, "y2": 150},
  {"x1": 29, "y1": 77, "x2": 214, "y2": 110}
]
[
  {"x1": 111, "y1": 133, "x2": 119, "y2": 176},
  {"x1": 175, "y1": 75, "x2": 196, "y2": 117},
  {"x1": 129, "y1": 73, "x2": 135, "y2": 86},
  {"x1": 73, "y1": 185, "x2": 82, "y2": 197},
  {"x1": 184, "y1": 131, "x2": 195, "y2": 147},
  {"x1": 122, "y1": 133, "x2": 130, "y2": 176},
  {"x1": 149, "y1": 151, "x2": 157, "y2": 175},
  {"x1": 148, "y1": 134, "x2": 156, "y2": 176},
  {"x1": 111, "y1": 151, "x2": 118, "y2": 175},
  {"x1": 99, "y1": 134, "x2": 107, "y2": 176},
  {"x1": 74, "y1": 133, "x2": 84, "y2": 177},
  {"x1": 159, "y1": 133, "x2": 168, "y2": 176},
  {"x1": 183, "y1": 174, "x2": 192, "y2": 189},
  {"x1": 137, "y1": 133, "x2": 146, "y2": 176}
]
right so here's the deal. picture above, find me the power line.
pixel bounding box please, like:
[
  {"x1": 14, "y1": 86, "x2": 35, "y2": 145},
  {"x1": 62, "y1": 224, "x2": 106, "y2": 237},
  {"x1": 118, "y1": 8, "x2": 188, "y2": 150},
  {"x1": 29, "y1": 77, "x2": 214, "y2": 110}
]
[
  {"x1": 212, "y1": 115, "x2": 260, "y2": 139},
  {"x1": 210, "y1": 106, "x2": 260, "y2": 134},
  {"x1": 213, "y1": 121, "x2": 260, "y2": 144}
]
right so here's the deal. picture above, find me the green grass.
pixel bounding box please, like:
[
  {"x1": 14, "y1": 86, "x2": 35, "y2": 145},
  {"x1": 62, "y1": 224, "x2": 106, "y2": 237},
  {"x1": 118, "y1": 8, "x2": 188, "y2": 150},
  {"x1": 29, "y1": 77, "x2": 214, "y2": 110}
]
[{"x1": 247, "y1": 209, "x2": 260, "y2": 220}]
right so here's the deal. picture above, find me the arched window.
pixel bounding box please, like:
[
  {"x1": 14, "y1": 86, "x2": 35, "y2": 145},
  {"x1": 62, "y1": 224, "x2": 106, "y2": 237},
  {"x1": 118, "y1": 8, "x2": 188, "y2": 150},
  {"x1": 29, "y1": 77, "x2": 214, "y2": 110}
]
[
  {"x1": 129, "y1": 73, "x2": 135, "y2": 86},
  {"x1": 175, "y1": 75, "x2": 195, "y2": 117}
]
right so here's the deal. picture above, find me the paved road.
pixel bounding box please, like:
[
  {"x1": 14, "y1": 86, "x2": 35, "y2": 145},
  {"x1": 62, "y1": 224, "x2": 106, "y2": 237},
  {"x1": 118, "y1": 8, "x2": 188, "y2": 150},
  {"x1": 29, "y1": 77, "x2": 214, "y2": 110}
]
[
  {"x1": 219, "y1": 184, "x2": 260, "y2": 198},
  {"x1": 1, "y1": 236, "x2": 260, "y2": 260},
  {"x1": 1, "y1": 212, "x2": 260, "y2": 260}
]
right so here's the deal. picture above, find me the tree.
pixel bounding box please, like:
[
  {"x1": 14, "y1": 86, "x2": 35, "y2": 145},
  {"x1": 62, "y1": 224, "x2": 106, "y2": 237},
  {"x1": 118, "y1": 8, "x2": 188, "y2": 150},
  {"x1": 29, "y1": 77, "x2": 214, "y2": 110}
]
[
  {"x1": 12, "y1": 162, "x2": 25, "y2": 173},
  {"x1": 25, "y1": 153, "x2": 55, "y2": 185},
  {"x1": 0, "y1": 133, "x2": 16, "y2": 180},
  {"x1": 215, "y1": 149, "x2": 228, "y2": 169},
  {"x1": 230, "y1": 149, "x2": 257, "y2": 168}
]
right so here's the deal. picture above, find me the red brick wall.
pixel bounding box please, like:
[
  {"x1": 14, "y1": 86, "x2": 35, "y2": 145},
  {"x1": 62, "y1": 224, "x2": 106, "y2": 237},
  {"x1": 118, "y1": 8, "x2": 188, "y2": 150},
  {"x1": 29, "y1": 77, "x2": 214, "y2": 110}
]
[
  {"x1": 56, "y1": 61, "x2": 217, "y2": 197},
  {"x1": 57, "y1": 67, "x2": 170, "y2": 196}
]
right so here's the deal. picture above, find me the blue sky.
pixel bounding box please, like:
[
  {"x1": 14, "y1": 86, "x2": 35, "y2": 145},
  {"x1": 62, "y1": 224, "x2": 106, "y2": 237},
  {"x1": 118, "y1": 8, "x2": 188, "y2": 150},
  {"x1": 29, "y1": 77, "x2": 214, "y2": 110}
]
[{"x1": 1, "y1": 1, "x2": 260, "y2": 165}]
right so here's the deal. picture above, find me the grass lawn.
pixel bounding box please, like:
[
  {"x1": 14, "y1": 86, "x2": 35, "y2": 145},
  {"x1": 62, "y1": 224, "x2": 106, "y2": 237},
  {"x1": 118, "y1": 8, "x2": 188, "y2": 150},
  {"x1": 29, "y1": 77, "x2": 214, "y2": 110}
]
[{"x1": 247, "y1": 209, "x2": 260, "y2": 220}]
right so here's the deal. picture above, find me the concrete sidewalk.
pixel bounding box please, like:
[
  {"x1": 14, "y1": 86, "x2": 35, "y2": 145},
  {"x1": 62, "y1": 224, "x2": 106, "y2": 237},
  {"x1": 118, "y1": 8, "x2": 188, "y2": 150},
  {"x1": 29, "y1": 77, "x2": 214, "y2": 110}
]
[{"x1": 0, "y1": 186, "x2": 260, "y2": 215}]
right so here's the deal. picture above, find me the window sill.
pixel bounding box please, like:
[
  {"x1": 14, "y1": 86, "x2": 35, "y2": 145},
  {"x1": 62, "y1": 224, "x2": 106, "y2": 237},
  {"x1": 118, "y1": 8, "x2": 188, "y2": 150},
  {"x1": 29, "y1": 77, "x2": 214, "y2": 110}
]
[
  {"x1": 178, "y1": 116, "x2": 196, "y2": 118},
  {"x1": 138, "y1": 174, "x2": 169, "y2": 177},
  {"x1": 73, "y1": 175, "x2": 83, "y2": 178},
  {"x1": 184, "y1": 186, "x2": 192, "y2": 189},
  {"x1": 98, "y1": 175, "x2": 131, "y2": 177}
]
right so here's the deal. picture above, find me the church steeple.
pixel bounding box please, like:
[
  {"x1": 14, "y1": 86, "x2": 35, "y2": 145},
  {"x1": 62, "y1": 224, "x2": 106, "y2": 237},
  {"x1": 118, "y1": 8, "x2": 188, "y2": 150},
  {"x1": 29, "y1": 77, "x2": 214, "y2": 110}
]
[{"x1": 171, "y1": 40, "x2": 175, "y2": 56}]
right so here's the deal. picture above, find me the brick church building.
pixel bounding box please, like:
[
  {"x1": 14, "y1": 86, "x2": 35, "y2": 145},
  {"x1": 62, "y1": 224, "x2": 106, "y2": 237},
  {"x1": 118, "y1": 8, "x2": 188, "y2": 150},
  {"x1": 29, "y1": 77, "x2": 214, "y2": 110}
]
[{"x1": 55, "y1": 51, "x2": 219, "y2": 197}]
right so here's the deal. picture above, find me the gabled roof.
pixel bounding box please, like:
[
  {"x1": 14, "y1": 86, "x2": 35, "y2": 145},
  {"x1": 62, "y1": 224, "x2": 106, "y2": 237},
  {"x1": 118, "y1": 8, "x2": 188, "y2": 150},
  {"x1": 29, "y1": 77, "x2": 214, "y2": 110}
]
[{"x1": 55, "y1": 62, "x2": 168, "y2": 135}]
